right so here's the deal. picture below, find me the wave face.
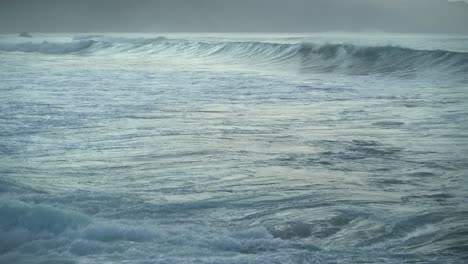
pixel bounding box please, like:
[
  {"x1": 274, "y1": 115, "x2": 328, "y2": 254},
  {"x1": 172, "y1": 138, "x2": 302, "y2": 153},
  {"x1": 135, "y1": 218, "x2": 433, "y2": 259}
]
[
  {"x1": 296, "y1": 43, "x2": 468, "y2": 76},
  {"x1": 1, "y1": 35, "x2": 467, "y2": 79}
]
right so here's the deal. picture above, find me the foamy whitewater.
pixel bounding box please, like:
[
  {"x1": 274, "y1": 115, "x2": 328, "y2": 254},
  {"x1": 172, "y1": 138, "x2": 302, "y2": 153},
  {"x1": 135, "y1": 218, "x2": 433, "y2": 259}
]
[{"x1": 1, "y1": 33, "x2": 467, "y2": 263}]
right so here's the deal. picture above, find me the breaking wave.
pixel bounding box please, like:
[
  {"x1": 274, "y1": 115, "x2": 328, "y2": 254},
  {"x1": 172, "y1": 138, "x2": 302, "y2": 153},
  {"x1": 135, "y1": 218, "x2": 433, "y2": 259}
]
[
  {"x1": 0, "y1": 196, "x2": 321, "y2": 263},
  {"x1": 0, "y1": 40, "x2": 96, "y2": 54},
  {"x1": 1, "y1": 35, "x2": 467, "y2": 78}
]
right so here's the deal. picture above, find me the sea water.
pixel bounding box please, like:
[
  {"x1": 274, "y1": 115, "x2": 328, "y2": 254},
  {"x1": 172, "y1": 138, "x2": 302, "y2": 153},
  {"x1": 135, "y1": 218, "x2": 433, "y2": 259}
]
[{"x1": 1, "y1": 33, "x2": 467, "y2": 263}]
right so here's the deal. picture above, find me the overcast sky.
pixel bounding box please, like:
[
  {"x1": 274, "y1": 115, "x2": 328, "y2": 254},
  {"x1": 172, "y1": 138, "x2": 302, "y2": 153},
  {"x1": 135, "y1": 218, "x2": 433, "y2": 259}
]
[{"x1": 0, "y1": 0, "x2": 467, "y2": 34}]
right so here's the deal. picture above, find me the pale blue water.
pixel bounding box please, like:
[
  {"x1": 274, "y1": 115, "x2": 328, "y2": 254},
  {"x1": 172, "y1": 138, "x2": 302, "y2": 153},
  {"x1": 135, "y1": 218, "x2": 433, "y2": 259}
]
[{"x1": 1, "y1": 33, "x2": 468, "y2": 263}]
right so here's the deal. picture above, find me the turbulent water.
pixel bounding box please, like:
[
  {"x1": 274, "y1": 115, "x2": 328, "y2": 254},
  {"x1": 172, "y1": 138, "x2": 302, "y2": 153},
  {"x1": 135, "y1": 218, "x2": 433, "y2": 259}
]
[{"x1": 1, "y1": 33, "x2": 467, "y2": 264}]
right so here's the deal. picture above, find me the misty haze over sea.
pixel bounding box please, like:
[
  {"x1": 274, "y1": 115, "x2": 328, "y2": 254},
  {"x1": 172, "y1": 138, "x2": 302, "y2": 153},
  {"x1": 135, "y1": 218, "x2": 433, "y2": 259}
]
[{"x1": 1, "y1": 1, "x2": 468, "y2": 263}]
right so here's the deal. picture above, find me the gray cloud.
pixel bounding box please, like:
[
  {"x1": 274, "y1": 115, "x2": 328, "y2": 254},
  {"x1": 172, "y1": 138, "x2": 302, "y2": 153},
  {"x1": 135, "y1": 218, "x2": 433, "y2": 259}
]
[{"x1": 0, "y1": 0, "x2": 467, "y2": 34}]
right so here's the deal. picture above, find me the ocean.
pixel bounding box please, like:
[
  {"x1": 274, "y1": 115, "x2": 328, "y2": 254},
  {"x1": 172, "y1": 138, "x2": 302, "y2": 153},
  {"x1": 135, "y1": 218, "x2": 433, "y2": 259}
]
[{"x1": 0, "y1": 33, "x2": 467, "y2": 263}]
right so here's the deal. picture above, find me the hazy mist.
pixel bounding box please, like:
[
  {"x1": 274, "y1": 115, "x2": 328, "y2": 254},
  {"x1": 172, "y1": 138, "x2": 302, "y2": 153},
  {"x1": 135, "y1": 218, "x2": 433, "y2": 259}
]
[{"x1": 1, "y1": 0, "x2": 467, "y2": 34}]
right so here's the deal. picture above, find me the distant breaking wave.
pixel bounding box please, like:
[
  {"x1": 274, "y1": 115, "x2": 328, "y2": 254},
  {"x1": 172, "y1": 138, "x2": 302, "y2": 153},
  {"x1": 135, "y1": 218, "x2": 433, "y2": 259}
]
[
  {"x1": 0, "y1": 39, "x2": 96, "y2": 54},
  {"x1": 1, "y1": 35, "x2": 467, "y2": 78}
]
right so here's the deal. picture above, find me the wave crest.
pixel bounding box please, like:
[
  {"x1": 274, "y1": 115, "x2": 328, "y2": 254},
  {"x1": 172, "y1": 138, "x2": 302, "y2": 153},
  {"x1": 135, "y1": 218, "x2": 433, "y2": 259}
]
[
  {"x1": 1, "y1": 36, "x2": 467, "y2": 78},
  {"x1": 0, "y1": 40, "x2": 95, "y2": 54}
]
